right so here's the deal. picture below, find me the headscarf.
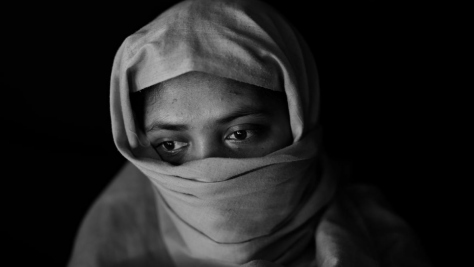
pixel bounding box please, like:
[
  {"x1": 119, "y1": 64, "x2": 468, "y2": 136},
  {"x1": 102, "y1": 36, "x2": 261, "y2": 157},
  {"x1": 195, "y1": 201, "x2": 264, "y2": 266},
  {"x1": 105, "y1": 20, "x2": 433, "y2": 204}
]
[{"x1": 110, "y1": 0, "x2": 336, "y2": 266}]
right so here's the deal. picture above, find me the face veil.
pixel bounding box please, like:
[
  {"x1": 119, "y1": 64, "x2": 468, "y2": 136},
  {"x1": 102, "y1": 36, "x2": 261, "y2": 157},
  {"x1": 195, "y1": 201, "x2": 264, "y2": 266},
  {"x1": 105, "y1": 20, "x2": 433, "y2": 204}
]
[{"x1": 110, "y1": 0, "x2": 336, "y2": 266}]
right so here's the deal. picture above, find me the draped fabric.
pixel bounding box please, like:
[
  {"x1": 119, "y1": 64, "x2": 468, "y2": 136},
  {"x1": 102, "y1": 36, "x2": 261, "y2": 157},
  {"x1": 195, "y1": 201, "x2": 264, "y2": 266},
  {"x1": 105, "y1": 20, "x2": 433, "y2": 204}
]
[
  {"x1": 108, "y1": 0, "x2": 334, "y2": 265},
  {"x1": 68, "y1": 0, "x2": 432, "y2": 266}
]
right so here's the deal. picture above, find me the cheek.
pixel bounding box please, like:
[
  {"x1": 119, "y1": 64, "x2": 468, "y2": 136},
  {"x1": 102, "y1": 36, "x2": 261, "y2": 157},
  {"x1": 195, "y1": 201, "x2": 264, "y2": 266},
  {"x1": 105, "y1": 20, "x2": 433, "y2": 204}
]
[
  {"x1": 266, "y1": 131, "x2": 292, "y2": 153},
  {"x1": 250, "y1": 129, "x2": 293, "y2": 157},
  {"x1": 270, "y1": 114, "x2": 293, "y2": 149}
]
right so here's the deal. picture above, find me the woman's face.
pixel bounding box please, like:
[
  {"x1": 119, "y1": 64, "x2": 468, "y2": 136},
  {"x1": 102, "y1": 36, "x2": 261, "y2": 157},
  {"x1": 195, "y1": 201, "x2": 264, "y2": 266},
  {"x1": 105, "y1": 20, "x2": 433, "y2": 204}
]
[{"x1": 143, "y1": 72, "x2": 293, "y2": 165}]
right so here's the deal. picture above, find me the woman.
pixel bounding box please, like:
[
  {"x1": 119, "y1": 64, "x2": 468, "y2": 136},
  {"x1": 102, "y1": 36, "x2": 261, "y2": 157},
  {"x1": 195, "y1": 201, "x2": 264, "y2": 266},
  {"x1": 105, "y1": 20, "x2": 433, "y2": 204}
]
[{"x1": 68, "y1": 0, "x2": 430, "y2": 266}]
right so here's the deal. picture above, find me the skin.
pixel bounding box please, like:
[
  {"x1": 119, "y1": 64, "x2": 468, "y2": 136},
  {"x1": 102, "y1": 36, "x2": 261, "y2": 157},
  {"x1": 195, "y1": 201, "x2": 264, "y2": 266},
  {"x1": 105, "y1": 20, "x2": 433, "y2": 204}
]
[{"x1": 143, "y1": 71, "x2": 293, "y2": 165}]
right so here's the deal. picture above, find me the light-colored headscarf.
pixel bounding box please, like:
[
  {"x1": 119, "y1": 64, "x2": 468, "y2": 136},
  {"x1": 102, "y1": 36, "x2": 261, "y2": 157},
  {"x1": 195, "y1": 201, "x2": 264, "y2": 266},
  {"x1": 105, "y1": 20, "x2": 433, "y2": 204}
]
[
  {"x1": 110, "y1": 0, "x2": 336, "y2": 266},
  {"x1": 68, "y1": 1, "x2": 433, "y2": 266}
]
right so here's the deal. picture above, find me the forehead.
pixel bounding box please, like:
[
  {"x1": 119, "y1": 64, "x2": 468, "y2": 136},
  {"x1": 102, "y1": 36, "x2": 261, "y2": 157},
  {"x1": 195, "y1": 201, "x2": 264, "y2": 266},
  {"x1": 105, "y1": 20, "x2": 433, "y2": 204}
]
[
  {"x1": 137, "y1": 72, "x2": 288, "y2": 131},
  {"x1": 144, "y1": 72, "x2": 278, "y2": 114}
]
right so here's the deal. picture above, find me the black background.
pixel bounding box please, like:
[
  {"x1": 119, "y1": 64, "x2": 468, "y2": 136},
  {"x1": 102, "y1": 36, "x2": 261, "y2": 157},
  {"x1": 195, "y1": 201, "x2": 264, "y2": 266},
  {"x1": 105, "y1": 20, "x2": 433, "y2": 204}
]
[{"x1": 0, "y1": 1, "x2": 459, "y2": 266}]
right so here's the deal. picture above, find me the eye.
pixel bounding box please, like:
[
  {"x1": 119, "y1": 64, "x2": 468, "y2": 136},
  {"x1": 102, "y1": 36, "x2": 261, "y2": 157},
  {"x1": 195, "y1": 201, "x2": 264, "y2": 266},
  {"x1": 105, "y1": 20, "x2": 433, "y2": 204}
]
[
  {"x1": 158, "y1": 140, "x2": 188, "y2": 153},
  {"x1": 226, "y1": 130, "x2": 256, "y2": 141}
]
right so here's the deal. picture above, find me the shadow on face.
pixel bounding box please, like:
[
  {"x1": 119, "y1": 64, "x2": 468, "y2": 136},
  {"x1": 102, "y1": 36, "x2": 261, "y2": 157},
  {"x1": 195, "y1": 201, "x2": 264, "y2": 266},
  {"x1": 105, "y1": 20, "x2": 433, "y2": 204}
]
[{"x1": 133, "y1": 71, "x2": 293, "y2": 165}]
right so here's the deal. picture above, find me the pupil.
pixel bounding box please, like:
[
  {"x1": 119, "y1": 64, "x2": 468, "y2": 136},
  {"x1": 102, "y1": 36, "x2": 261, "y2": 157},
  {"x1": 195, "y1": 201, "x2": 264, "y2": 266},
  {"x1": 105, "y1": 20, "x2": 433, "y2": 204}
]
[
  {"x1": 163, "y1": 141, "x2": 175, "y2": 150},
  {"x1": 235, "y1": 130, "x2": 247, "y2": 140}
]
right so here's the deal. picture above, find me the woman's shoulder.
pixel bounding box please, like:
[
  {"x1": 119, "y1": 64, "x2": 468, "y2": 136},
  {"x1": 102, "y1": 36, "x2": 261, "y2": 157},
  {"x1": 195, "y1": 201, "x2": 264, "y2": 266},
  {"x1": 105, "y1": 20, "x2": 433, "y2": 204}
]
[
  {"x1": 316, "y1": 184, "x2": 432, "y2": 266},
  {"x1": 67, "y1": 162, "x2": 168, "y2": 267},
  {"x1": 83, "y1": 162, "x2": 157, "y2": 231}
]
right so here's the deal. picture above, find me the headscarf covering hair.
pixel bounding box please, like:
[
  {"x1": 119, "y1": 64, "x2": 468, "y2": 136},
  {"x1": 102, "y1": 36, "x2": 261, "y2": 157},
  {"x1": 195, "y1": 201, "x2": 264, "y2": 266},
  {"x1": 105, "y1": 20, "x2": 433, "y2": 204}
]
[{"x1": 110, "y1": 0, "x2": 336, "y2": 266}]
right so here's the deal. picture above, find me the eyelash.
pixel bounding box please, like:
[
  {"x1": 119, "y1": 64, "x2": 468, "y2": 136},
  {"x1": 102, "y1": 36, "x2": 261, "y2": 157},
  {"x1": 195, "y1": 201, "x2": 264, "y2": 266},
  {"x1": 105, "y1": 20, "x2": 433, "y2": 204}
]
[
  {"x1": 158, "y1": 140, "x2": 188, "y2": 154},
  {"x1": 225, "y1": 129, "x2": 257, "y2": 142},
  {"x1": 156, "y1": 129, "x2": 259, "y2": 154}
]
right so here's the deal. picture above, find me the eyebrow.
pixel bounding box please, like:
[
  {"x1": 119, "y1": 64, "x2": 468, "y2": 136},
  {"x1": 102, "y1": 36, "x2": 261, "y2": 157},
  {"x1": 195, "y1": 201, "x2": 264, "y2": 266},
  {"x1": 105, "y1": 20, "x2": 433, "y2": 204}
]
[
  {"x1": 145, "y1": 106, "x2": 269, "y2": 133},
  {"x1": 146, "y1": 123, "x2": 188, "y2": 132}
]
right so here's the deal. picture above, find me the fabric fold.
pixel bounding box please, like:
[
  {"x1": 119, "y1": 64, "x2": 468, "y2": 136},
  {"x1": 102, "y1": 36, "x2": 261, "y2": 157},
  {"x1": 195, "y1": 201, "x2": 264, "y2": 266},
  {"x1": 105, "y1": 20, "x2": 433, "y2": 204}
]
[{"x1": 110, "y1": 0, "x2": 333, "y2": 265}]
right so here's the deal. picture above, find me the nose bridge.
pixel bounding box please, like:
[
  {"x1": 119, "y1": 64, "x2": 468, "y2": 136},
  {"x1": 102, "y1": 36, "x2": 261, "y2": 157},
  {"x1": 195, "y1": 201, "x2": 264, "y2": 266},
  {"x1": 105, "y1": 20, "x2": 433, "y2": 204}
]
[{"x1": 190, "y1": 134, "x2": 223, "y2": 161}]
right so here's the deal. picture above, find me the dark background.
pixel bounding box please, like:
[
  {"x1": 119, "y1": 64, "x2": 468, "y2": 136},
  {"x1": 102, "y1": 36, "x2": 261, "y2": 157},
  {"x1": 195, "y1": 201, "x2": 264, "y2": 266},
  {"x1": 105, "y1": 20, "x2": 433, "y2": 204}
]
[{"x1": 0, "y1": 1, "x2": 459, "y2": 266}]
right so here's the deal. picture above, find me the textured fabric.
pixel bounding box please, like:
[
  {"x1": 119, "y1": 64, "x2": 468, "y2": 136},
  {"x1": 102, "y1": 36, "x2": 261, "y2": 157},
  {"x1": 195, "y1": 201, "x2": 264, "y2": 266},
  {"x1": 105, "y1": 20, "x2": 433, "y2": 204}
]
[
  {"x1": 67, "y1": 164, "x2": 431, "y2": 267},
  {"x1": 109, "y1": 0, "x2": 334, "y2": 265},
  {"x1": 67, "y1": 163, "x2": 174, "y2": 267},
  {"x1": 68, "y1": 0, "x2": 431, "y2": 266}
]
